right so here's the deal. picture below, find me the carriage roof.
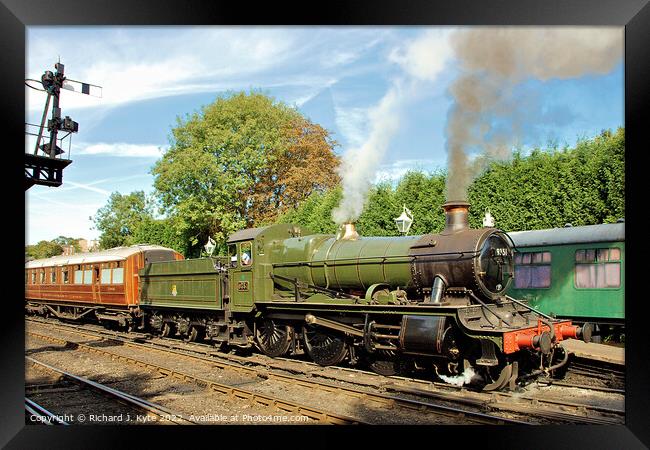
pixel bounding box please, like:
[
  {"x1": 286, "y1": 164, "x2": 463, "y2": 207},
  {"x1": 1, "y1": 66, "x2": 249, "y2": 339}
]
[
  {"x1": 507, "y1": 223, "x2": 625, "y2": 248},
  {"x1": 25, "y1": 245, "x2": 176, "y2": 268}
]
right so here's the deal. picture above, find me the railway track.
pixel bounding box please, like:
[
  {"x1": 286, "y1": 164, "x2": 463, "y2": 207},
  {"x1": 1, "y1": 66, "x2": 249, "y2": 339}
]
[
  {"x1": 26, "y1": 356, "x2": 195, "y2": 424},
  {"x1": 25, "y1": 398, "x2": 69, "y2": 425},
  {"x1": 26, "y1": 327, "x2": 523, "y2": 425},
  {"x1": 26, "y1": 317, "x2": 624, "y2": 424}
]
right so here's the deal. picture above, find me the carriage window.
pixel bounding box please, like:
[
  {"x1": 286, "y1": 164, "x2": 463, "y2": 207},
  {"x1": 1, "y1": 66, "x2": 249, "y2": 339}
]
[
  {"x1": 83, "y1": 266, "x2": 93, "y2": 285},
  {"x1": 73, "y1": 266, "x2": 82, "y2": 283},
  {"x1": 74, "y1": 265, "x2": 83, "y2": 284},
  {"x1": 112, "y1": 262, "x2": 124, "y2": 284},
  {"x1": 101, "y1": 263, "x2": 112, "y2": 284},
  {"x1": 228, "y1": 244, "x2": 238, "y2": 268},
  {"x1": 514, "y1": 251, "x2": 551, "y2": 288},
  {"x1": 62, "y1": 268, "x2": 70, "y2": 284},
  {"x1": 39, "y1": 270, "x2": 45, "y2": 284},
  {"x1": 575, "y1": 247, "x2": 621, "y2": 288},
  {"x1": 240, "y1": 242, "x2": 252, "y2": 266},
  {"x1": 51, "y1": 269, "x2": 57, "y2": 284}
]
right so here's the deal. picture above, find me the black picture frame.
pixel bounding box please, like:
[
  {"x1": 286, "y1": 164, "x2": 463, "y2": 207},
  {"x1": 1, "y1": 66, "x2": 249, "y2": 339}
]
[{"x1": 4, "y1": 0, "x2": 648, "y2": 447}]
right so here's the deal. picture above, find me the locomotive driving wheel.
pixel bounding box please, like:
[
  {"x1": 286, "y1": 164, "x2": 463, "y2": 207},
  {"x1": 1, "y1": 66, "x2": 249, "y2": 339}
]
[
  {"x1": 302, "y1": 325, "x2": 348, "y2": 366},
  {"x1": 255, "y1": 319, "x2": 292, "y2": 357}
]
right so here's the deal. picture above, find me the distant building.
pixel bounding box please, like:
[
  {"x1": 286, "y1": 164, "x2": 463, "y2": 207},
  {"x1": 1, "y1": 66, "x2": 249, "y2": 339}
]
[
  {"x1": 62, "y1": 245, "x2": 75, "y2": 256},
  {"x1": 61, "y1": 239, "x2": 99, "y2": 256}
]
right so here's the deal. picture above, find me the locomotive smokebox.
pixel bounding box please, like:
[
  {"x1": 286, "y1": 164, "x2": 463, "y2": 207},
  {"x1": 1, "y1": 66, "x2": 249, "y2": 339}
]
[
  {"x1": 338, "y1": 222, "x2": 360, "y2": 240},
  {"x1": 442, "y1": 201, "x2": 470, "y2": 235}
]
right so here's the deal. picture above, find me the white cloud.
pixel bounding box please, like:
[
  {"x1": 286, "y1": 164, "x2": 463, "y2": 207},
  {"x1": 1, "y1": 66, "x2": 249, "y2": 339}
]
[
  {"x1": 64, "y1": 181, "x2": 111, "y2": 195},
  {"x1": 75, "y1": 142, "x2": 166, "y2": 158},
  {"x1": 25, "y1": 28, "x2": 387, "y2": 114},
  {"x1": 389, "y1": 29, "x2": 453, "y2": 82}
]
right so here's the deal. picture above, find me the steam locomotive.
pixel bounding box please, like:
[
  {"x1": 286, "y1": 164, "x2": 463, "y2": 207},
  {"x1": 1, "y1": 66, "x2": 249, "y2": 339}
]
[{"x1": 25, "y1": 201, "x2": 592, "y2": 391}]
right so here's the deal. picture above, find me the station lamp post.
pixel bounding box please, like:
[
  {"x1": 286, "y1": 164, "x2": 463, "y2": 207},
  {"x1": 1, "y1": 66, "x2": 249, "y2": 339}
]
[{"x1": 394, "y1": 205, "x2": 414, "y2": 235}]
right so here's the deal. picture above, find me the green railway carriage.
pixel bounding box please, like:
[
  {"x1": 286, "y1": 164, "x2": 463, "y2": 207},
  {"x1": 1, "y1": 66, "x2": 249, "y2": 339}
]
[{"x1": 507, "y1": 223, "x2": 624, "y2": 335}]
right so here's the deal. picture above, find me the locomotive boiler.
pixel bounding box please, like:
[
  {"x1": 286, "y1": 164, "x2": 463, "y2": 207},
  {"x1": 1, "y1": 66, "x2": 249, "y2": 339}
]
[{"x1": 272, "y1": 201, "x2": 513, "y2": 303}]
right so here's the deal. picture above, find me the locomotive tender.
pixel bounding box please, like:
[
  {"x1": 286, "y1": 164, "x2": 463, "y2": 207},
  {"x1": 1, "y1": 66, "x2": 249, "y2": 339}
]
[{"x1": 25, "y1": 202, "x2": 592, "y2": 391}]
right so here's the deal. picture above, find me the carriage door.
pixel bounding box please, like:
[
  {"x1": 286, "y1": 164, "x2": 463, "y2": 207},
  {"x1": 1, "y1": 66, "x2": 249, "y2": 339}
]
[
  {"x1": 92, "y1": 264, "x2": 101, "y2": 303},
  {"x1": 229, "y1": 241, "x2": 254, "y2": 310}
]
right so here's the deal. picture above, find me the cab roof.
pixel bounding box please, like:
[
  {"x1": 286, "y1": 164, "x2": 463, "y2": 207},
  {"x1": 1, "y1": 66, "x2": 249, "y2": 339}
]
[{"x1": 226, "y1": 226, "x2": 270, "y2": 244}]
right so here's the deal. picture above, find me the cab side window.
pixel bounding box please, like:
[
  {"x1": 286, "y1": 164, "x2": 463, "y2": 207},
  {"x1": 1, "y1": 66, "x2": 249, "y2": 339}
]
[
  {"x1": 228, "y1": 244, "x2": 238, "y2": 268},
  {"x1": 240, "y1": 242, "x2": 253, "y2": 267}
]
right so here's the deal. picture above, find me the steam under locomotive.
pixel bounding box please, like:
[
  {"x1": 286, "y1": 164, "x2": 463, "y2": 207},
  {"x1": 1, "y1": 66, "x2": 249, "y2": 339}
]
[{"x1": 25, "y1": 201, "x2": 593, "y2": 391}]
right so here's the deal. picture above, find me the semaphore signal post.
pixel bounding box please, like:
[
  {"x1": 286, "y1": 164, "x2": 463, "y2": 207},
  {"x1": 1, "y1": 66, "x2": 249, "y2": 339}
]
[{"x1": 24, "y1": 61, "x2": 101, "y2": 190}]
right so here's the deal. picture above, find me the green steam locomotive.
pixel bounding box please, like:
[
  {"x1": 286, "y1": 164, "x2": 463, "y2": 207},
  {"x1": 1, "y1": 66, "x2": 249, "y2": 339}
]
[{"x1": 137, "y1": 201, "x2": 592, "y2": 391}]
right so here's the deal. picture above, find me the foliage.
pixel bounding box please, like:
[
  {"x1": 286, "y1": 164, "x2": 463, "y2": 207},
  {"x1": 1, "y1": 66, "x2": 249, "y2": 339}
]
[
  {"x1": 394, "y1": 171, "x2": 447, "y2": 234},
  {"x1": 468, "y1": 128, "x2": 625, "y2": 231},
  {"x1": 283, "y1": 128, "x2": 625, "y2": 235},
  {"x1": 129, "y1": 217, "x2": 188, "y2": 255},
  {"x1": 92, "y1": 191, "x2": 153, "y2": 249},
  {"x1": 26, "y1": 236, "x2": 84, "y2": 260},
  {"x1": 52, "y1": 236, "x2": 82, "y2": 253},
  {"x1": 26, "y1": 240, "x2": 64, "y2": 260},
  {"x1": 151, "y1": 91, "x2": 340, "y2": 255}
]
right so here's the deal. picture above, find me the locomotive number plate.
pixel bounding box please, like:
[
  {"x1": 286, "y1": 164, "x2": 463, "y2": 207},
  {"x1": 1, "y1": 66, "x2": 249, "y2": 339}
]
[{"x1": 237, "y1": 281, "x2": 249, "y2": 292}]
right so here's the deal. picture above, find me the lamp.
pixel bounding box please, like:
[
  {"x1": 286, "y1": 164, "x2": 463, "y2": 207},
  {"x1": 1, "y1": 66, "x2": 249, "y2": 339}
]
[{"x1": 394, "y1": 205, "x2": 414, "y2": 235}]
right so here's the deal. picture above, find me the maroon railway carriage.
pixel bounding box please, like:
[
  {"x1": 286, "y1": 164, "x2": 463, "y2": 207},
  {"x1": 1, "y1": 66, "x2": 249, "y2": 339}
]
[{"x1": 25, "y1": 245, "x2": 183, "y2": 328}]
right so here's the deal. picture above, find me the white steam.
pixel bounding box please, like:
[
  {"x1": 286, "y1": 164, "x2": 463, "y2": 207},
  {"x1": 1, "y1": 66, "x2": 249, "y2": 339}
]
[
  {"x1": 437, "y1": 367, "x2": 480, "y2": 387},
  {"x1": 332, "y1": 83, "x2": 405, "y2": 224},
  {"x1": 332, "y1": 30, "x2": 452, "y2": 224}
]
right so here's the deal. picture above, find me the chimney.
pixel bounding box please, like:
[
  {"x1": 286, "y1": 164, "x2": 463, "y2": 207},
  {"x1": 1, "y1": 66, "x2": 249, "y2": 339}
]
[
  {"x1": 442, "y1": 201, "x2": 470, "y2": 234},
  {"x1": 337, "y1": 222, "x2": 360, "y2": 240}
]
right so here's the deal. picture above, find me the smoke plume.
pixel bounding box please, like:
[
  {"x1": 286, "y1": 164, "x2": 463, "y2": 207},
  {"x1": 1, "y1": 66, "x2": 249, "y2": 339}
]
[{"x1": 445, "y1": 27, "x2": 622, "y2": 201}]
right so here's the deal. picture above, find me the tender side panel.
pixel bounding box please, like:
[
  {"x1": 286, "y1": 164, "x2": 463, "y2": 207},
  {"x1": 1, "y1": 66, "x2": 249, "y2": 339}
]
[{"x1": 139, "y1": 258, "x2": 224, "y2": 311}]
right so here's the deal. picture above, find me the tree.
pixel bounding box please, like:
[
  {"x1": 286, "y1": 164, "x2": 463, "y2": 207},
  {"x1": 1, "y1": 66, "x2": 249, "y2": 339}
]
[
  {"x1": 52, "y1": 236, "x2": 82, "y2": 253},
  {"x1": 92, "y1": 191, "x2": 153, "y2": 249},
  {"x1": 468, "y1": 128, "x2": 624, "y2": 231},
  {"x1": 130, "y1": 217, "x2": 187, "y2": 255},
  {"x1": 356, "y1": 183, "x2": 401, "y2": 236},
  {"x1": 283, "y1": 128, "x2": 624, "y2": 236},
  {"x1": 152, "y1": 91, "x2": 340, "y2": 254},
  {"x1": 394, "y1": 171, "x2": 447, "y2": 234},
  {"x1": 26, "y1": 240, "x2": 64, "y2": 260}
]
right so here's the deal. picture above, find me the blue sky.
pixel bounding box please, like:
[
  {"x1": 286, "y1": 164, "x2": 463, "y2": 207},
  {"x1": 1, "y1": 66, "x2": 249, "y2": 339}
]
[{"x1": 25, "y1": 27, "x2": 624, "y2": 245}]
